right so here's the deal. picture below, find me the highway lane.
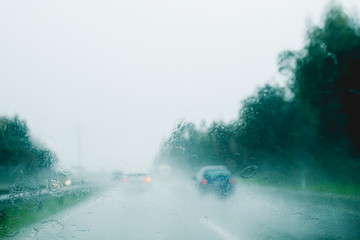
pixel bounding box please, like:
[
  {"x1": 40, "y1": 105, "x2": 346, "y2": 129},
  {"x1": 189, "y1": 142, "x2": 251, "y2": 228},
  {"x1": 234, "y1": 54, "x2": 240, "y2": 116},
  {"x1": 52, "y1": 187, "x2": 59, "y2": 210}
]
[{"x1": 12, "y1": 179, "x2": 360, "y2": 240}]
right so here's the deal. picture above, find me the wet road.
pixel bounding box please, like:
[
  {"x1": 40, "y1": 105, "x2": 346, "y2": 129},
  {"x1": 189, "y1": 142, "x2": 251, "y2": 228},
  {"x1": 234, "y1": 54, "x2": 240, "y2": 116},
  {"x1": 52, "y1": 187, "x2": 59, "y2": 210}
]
[{"x1": 14, "y1": 179, "x2": 360, "y2": 240}]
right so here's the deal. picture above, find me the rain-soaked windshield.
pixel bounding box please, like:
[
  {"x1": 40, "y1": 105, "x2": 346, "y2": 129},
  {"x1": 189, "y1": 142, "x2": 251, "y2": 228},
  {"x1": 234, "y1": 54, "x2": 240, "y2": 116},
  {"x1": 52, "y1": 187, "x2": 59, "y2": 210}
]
[{"x1": 1, "y1": 0, "x2": 360, "y2": 239}]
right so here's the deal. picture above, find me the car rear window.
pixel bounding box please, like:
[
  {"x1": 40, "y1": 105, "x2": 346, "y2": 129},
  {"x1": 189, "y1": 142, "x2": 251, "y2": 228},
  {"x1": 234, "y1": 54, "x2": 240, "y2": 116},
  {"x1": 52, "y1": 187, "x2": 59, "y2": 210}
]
[
  {"x1": 127, "y1": 173, "x2": 147, "y2": 177},
  {"x1": 203, "y1": 169, "x2": 231, "y2": 177}
]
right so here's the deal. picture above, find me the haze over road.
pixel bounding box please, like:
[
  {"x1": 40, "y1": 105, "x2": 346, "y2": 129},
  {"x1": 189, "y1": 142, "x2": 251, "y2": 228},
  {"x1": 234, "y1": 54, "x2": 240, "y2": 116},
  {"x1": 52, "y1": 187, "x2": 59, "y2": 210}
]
[{"x1": 13, "y1": 178, "x2": 360, "y2": 240}]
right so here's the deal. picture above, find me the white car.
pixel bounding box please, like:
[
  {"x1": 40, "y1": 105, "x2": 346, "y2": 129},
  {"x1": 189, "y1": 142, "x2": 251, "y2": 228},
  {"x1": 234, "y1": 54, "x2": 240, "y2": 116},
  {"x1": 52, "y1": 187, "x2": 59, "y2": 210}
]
[{"x1": 121, "y1": 172, "x2": 153, "y2": 191}]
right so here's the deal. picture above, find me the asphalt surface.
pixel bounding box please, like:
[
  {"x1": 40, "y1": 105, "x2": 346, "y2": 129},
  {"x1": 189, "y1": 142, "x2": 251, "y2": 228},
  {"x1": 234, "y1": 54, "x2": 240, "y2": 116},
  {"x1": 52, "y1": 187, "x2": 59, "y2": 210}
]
[{"x1": 11, "y1": 178, "x2": 360, "y2": 240}]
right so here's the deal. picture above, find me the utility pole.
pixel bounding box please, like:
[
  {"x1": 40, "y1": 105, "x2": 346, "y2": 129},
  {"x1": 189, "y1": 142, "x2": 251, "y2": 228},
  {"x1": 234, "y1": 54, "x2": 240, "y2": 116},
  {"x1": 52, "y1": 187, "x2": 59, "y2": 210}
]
[{"x1": 77, "y1": 123, "x2": 82, "y2": 167}]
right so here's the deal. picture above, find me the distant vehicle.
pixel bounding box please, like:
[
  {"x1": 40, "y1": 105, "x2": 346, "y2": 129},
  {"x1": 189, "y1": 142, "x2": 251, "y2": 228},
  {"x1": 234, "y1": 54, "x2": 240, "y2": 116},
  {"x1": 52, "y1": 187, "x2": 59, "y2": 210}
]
[
  {"x1": 121, "y1": 172, "x2": 152, "y2": 191},
  {"x1": 112, "y1": 170, "x2": 124, "y2": 181},
  {"x1": 194, "y1": 166, "x2": 235, "y2": 196}
]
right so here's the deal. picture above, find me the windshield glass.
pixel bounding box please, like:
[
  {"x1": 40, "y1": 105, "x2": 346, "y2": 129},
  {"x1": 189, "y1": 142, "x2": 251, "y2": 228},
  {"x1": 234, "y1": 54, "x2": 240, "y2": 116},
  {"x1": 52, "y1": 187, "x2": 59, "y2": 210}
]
[{"x1": 1, "y1": 0, "x2": 360, "y2": 239}]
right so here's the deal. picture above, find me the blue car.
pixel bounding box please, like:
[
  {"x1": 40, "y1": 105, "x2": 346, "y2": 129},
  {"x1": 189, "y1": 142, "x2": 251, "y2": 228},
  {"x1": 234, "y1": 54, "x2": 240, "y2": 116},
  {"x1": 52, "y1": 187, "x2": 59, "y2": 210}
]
[{"x1": 195, "y1": 166, "x2": 236, "y2": 196}]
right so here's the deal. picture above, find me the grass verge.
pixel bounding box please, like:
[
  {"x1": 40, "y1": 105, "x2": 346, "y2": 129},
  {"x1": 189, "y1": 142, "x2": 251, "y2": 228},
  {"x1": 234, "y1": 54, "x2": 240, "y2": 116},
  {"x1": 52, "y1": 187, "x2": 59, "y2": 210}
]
[
  {"x1": 0, "y1": 189, "x2": 96, "y2": 238},
  {"x1": 238, "y1": 177, "x2": 360, "y2": 198}
]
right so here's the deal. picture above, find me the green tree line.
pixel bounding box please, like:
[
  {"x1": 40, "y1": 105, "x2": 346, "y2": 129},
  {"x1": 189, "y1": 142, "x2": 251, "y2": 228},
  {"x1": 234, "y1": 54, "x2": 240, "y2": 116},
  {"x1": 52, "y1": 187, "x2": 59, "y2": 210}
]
[
  {"x1": 0, "y1": 115, "x2": 57, "y2": 180},
  {"x1": 155, "y1": 5, "x2": 360, "y2": 186}
]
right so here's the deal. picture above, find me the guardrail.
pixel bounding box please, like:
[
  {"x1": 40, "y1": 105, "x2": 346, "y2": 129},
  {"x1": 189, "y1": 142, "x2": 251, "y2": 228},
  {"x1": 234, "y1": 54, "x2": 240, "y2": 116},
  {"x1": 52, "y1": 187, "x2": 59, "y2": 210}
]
[{"x1": 0, "y1": 183, "x2": 101, "y2": 211}]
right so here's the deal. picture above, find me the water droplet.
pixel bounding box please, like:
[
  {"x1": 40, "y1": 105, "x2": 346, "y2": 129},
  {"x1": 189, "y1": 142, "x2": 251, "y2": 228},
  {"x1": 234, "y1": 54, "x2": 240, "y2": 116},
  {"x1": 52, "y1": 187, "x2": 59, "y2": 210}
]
[
  {"x1": 41, "y1": 220, "x2": 64, "y2": 235},
  {"x1": 60, "y1": 168, "x2": 71, "y2": 175},
  {"x1": 48, "y1": 179, "x2": 63, "y2": 197}
]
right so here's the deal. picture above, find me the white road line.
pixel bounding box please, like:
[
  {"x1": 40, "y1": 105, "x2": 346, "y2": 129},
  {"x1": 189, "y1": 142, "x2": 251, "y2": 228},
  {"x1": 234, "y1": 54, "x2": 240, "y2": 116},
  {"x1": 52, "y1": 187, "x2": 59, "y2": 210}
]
[{"x1": 200, "y1": 217, "x2": 243, "y2": 240}]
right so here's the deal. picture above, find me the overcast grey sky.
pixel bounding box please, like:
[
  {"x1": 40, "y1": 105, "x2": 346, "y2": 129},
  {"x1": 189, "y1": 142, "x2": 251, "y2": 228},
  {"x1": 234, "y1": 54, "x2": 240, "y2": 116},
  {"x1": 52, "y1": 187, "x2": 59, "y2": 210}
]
[{"x1": 0, "y1": 0, "x2": 359, "y2": 171}]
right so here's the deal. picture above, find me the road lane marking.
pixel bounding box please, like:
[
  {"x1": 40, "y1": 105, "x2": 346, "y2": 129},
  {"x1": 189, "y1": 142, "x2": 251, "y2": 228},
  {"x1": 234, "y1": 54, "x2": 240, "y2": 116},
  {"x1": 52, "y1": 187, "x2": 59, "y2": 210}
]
[{"x1": 200, "y1": 217, "x2": 243, "y2": 240}]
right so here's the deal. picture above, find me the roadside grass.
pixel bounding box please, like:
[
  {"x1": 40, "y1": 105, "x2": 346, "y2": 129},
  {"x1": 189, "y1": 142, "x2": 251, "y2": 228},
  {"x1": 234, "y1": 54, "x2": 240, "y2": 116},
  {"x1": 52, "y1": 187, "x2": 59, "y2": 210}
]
[
  {"x1": 0, "y1": 189, "x2": 96, "y2": 238},
  {"x1": 303, "y1": 183, "x2": 360, "y2": 197},
  {"x1": 238, "y1": 177, "x2": 360, "y2": 198}
]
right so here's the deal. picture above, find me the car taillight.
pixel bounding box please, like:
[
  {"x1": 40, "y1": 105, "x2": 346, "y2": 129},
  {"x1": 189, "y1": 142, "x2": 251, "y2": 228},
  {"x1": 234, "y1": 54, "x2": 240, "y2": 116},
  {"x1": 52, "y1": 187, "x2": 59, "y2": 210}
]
[
  {"x1": 230, "y1": 178, "x2": 236, "y2": 184},
  {"x1": 202, "y1": 179, "x2": 208, "y2": 184},
  {"x1": 123, "y1": 178, "x2": 128, "y2": 182},
  {"x1": 144, "y1": 176, "x2": 152, "y2": 182}
]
